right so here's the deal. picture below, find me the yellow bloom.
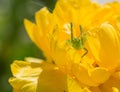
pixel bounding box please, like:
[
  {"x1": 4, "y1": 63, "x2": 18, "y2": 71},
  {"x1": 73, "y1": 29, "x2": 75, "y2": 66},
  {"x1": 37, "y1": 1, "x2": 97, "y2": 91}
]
[
  {"x1": 9, "y1": 0, "x2": 120, "y2": 92},
  {"x1": 9, "y1": 58, "x2": 68, "y2": 92}
]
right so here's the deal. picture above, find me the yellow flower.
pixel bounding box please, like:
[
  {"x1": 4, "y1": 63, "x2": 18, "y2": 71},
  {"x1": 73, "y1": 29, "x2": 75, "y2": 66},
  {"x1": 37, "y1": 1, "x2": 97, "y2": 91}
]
[
  {"x1": 9, "y1": 0, "x2": 120, "y2": 92},
  {"x1": 9, "y1": 58, "x2": 68, "y2": 92}
]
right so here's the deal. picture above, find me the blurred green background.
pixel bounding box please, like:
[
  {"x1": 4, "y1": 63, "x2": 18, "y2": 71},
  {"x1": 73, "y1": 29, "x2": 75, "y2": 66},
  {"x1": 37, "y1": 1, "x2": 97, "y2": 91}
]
[{"x1": 0, "y1": 0, "x2": 56, "y2": 92}]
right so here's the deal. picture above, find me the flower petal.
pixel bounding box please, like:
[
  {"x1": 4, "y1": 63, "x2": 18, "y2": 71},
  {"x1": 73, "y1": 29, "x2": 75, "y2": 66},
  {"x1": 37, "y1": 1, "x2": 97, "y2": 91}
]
[
  {"x1": 72, "y1": 63, "x2": 98, "y2": 86},
  {"x1": 100, "y1": 76, "x2": 120, "y2": 92},
  {"x1": 24, "y1": 19, "x2": 38, "y2": 44},
  {"x1": 87, "y1": 23, "x2": 120, "y2": 69},
  {"x1": 35, "y1": 7, "x2": 54, "y2": 34},
  {"x1": 89, "y1": 67, "x2": 110, "y2": 84},
  {"x1": 67, "y1": 76, "x2": 92, "y2": 92},
  {"x1": 9, "y1": 58, "x2": 68, "y2": 92},
  {"x1": 9, "y1": 59, "x2": 43, "y2": 92},
  {"x1": 36, "y1": 65, "x2": 68, "y2": 92}
]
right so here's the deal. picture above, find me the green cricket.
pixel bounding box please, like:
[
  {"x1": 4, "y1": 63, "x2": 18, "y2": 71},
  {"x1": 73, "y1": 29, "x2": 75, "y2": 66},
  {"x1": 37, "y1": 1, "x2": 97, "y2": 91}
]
[{"x1": 67, "y1": 23, "x2": 88, "y2": 58}]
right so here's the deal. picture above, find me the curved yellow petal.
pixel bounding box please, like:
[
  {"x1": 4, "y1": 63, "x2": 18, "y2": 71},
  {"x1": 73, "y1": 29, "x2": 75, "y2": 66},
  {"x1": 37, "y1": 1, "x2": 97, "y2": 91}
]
[
  {"x1": 90, "y1": 87, "x2": 101, "y2": 92},
  {"x1": 67, "y1": 76, "x2": 82, "y2": 92},
  {"x1": 108, "y1": 1, "x2": 120, "y2": 15},
  {"x1": 87, "y1": 33, "x2": 101, "y2": 62},
  {"x1": 24, "y1": 19, "x2": 44, "y2": 55},
  {"x1": 24, "y1": 19, "x2": 38, "y2": 44},
  {"x1": 100, "y1": 76, "x2": 120, "y2": 92},
  {"x1": 53, "y1": 0, "x2": 79, "y2": 25},
  {"x1": 9, "y1": 58, "x2": 68, "y2": 92},
  {"x1": 87, "y1": 23, "x2": 120, "y2": 69},
  {"x1": 9, "y1": 59, "x2": 43, "y2": 92},
  {"x1": 25, "y1": 8, "x2": 55, "y2": 62},
  {"x1": 89, "y1": 67, "x2": 110, "y2": 84},
  {"x1": 35, "y1": 7, "x2": 54, "y2": 34},
  {"x1": 116, "y1": 16, "x2": 120, "y2": 30},
  {"x1": 91, "y1": 5, "x2": 114, "y2": 26},
  {"x1": 72, "y1": 63, "x2": 98, "y2": 86},
  {"x1": 51, "y1": 42, "x2": 72, "y2": 73},
  {"x1": 63, "y1": 0, "x2": 90, "y2": 7},
  {"x1": 67, "y1": 76, "x2": 92, "y2": 92},
  {"x1": 37, "y1": 66, "x2": 67, "y2": 92},
  {"x1": 99, "y1": 23, "x2": 120, "y2": 68},
  {"x1": 53, "y1": 0, "x2": 98, "y2": 27}
]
